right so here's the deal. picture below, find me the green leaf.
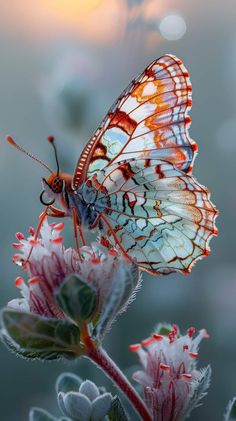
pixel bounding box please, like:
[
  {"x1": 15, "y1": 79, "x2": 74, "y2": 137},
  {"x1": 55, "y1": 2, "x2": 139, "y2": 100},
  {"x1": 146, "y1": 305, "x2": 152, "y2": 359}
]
[
  {"x1": 56, "y1": 372, "x2": 82, "y2": 394},
  {"x1": 1, "y1": 309, "x2": 82, "y2": 360},
  {"x1": 2, "y1": 334, "x2": 62, "y2": 360},
  {"x1": 108, "y1": 396, "x2": 130, "y2": 421},
  {"x1": 29, "y1": 407, "x2": 57, "y2": 421},
  {"x1": 56, "y1": 275, "x2": 97, "y2": 323},
  {"x1": 224, "y1": 397, "x2": 236, "y2": 420},
  {"x1": 95, "y1": 264, "x2": 140, "y2": 340}
]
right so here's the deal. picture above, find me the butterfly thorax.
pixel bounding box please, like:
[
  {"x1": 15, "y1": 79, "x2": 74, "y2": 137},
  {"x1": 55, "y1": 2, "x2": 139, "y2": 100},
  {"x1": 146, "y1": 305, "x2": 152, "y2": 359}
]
[{"x1": 69, "y1": 181, "x2": 107, "y2": 229}]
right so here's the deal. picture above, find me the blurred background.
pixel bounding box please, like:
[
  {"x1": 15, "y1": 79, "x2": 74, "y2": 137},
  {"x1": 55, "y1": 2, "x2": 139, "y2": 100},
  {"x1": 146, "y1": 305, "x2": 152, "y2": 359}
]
[{"x1": 0, "y1": 0, "x2": 235, "y2": 419}]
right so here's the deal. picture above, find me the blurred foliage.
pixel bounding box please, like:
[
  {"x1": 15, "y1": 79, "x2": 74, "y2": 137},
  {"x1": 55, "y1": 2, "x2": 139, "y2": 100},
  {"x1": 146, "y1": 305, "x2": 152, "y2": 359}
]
[{"x1": 224, "y1": 398, "x2": 236, "y2": 421}]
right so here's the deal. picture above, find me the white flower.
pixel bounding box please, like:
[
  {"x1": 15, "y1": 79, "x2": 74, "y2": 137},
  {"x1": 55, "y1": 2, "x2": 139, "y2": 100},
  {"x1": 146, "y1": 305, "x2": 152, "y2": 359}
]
[
  {"x1": 130, "y1": 324, "x2": 211, "y2": 421},
  {"x1": 9, "y1": 218, "x2": 137, "y2": 320}
]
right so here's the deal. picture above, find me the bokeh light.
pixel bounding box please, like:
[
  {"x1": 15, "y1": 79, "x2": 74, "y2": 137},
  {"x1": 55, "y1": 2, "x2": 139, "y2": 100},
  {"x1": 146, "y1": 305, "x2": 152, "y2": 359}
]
[{"x1": 159, "y1": 14, "x2": 187, "y2": 41}]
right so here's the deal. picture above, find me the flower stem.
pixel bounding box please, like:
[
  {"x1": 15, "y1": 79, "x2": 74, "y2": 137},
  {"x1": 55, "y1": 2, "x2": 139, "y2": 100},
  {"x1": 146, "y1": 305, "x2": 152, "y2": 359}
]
[{"x1": 87, "y1": 344, "x2": 152, "y2": 421}]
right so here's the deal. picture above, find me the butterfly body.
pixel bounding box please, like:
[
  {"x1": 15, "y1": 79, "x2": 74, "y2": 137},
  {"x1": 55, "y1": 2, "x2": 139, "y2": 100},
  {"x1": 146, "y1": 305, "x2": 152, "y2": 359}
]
[{"x1": 69, "y1": 184, "x2": 102, "y2": 229}]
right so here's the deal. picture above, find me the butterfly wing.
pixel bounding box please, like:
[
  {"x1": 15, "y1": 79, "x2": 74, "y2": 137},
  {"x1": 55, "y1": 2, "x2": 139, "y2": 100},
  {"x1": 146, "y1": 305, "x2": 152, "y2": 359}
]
[
  {"x1": 92, "y1": 159, "x2": 217, "y2": 274},
  {"x1": 73, "y1": 54, "x2": 196, "y2": 189},
  {"x1": 74, "y1": 54, "x2": 217, "y2": 274}
]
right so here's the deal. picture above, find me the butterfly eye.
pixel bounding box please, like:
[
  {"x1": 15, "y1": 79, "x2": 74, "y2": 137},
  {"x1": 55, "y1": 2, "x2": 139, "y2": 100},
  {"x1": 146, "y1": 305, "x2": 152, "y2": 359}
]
[
  {"x1": 40, "y1": 190, "x2": 55, "y2": 206},
  {"x1": 52, "y1": 177, "x2": 64, "y2": 193}
]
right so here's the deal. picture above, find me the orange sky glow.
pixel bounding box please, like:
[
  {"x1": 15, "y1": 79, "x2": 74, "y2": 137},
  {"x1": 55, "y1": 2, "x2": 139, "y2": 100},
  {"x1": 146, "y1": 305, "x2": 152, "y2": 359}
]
[{"x1": 0, "y1": 0, "x2": 168, "y2": 46}]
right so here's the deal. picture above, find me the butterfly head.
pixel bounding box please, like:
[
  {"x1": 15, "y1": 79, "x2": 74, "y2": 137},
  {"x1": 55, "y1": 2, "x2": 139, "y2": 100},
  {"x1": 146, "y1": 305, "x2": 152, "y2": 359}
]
[
  {"x1": 6, "y1": 135, "x2": 72, "y2": 209},
  {"x1": 40, "y1": 174, "x2": 64, "y2": 206}
]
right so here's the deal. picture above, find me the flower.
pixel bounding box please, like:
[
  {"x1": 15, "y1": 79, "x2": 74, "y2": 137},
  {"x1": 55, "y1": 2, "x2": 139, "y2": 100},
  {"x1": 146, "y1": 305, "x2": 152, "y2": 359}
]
[
  {"x1": 129, "y1": 324, "x2": 211, "y2": 421},
  {"x1": 9, "y1": 218, "x2": 139, "y2": 320}
]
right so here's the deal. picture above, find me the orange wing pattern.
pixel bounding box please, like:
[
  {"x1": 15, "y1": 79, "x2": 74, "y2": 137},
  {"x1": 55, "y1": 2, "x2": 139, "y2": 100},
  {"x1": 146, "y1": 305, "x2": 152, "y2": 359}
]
[{"x1": 73, "y1": 54, "x2": 196, "y2": 189}]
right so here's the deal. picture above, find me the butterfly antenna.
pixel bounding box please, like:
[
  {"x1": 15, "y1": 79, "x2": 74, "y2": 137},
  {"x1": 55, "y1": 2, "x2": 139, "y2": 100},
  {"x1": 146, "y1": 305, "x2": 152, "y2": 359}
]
[
  {"x1": 6, "y1": 135, "x2": 54, "y2": 174},
  {"x1": 48, "y1": 136, "x2": 60, "y2": 176}
]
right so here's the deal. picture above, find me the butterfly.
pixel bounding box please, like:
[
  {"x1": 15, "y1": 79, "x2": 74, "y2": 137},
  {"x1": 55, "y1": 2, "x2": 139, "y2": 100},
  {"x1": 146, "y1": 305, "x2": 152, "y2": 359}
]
[{"x1": 7, "y1": 54, "x2": 218, "y2": 275}]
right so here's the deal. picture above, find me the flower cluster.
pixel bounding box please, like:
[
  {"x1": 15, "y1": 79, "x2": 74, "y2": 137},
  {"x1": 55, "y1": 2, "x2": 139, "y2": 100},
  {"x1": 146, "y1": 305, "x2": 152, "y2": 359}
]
[
  {"x1": 3, "y1": 220, "x2": 213, "y2": 420},
  {"x1": 130, "y1": 324, "x2": 211, "y2": 421},
  {"x1": 9, "y1": 218, "x2": 137, "y2": 320}
]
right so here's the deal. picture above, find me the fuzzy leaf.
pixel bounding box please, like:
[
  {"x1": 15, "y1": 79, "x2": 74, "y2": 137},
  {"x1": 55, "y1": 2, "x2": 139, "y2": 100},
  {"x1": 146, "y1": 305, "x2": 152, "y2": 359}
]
[
  {"x1": 91, "y1": 393, "x2": 112, "y2": 421},
  {"x1": 56, "y1": 372, "x2": 82, "y2": 394},
  {"x1": 2, "y1": 334, "x2": 61, "y2": 361},
  {"x1": 224, "y1": 397, "x2": 236, "y2": 420},
  {"x1": 56, "y1": 275, "x2": 97, "y2": 323},
  {"x1": 79, "y1": 380, "x2": 100, "y2": 401},
  {"x1": 29, "y1": 407, "x2": 57, "y2": 421},
  {"x1": 95, "y1": 264, "x2": 140, "y2": 340},
  {"x1": 185, "y1": 365, "x2": 211, "y2": 418},
  {"x1": 63, "y1": 391, "x2": 92, "y2": 420},
  {"x1": 108, "y1": 396, "x2": 130, "y2": 421},
  {"x1": 1, "y1": 309, "x2": 81, "y2": 360},
  {"x1": 56, "y1": 373, "x2": 83, "y2": 414},
  {"x1": 58, "y1": 392, "x2": 67, "y2": 416}
]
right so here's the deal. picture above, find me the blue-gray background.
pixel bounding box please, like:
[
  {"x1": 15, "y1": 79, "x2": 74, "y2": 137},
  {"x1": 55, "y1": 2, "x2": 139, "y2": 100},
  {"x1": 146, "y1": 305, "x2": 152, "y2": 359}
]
[{"x1": 0, "y1": 1, "x2": 235, "y2": 419}]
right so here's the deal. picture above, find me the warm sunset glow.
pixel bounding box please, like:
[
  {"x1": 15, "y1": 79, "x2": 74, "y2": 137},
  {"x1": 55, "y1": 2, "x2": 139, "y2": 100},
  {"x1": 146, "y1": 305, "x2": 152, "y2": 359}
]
[
  {"x1": 0, "y1": 0, "x2": 128, "y2": 45},
  {"x1": 39, "y1": 0, "x2": 128, "y2": 44},
  {"x1": 43, "y1": 0, "x2": 103, "y2": 19}
]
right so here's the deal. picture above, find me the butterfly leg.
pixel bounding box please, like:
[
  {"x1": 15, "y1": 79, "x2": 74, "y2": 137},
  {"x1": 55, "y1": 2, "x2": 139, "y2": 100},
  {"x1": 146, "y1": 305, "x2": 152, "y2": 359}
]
[
  {"x1": 47, "y1": 205, "x2": 67, "y2": 218},
  {"x1": 100, "y1": 214, "x2": 133, "y2": 263},
  {"x1": 72, "y1": 206, "x2": 84, "y2": 261},
  {"x1": 78, "y1": 224, "x2": 86, "y2": 247},
  {"x1": 24, "y1": 207, "x2": 49, "y2": 267}
]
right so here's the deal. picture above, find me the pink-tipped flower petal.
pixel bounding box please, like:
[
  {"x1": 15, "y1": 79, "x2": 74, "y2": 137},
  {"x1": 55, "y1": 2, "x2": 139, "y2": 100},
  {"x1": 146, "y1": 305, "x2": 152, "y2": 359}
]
[
  {"x1": 9, "y1": 218, "x2": 134, "y2": 321},
  {"x1": 130, "y1": 325, "x2": 211, "y2": 421}
]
